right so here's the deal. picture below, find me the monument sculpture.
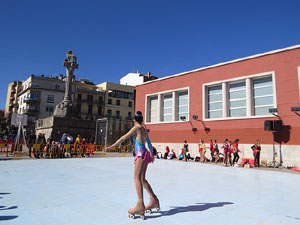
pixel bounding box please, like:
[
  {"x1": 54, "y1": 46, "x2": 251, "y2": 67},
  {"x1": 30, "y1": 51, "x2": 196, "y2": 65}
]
[
  {"x1": 36, "y1": 50, "x2": 96, "y2": 141},
  {"x1": 54, "y1": 50, "x2": 79, "y2": 118}
]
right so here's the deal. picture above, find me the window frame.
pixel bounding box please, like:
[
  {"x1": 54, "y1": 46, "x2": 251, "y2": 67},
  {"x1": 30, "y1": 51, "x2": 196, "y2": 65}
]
[
  {"x1": 203, "y1": 71, "x2": 277, "y2": 121},
  {"x1": 145, "y1": 87, "x2": 189, "y2": 124},
  {"x1": 47, "y1": 95, "x2": 54, "y2": 103}
]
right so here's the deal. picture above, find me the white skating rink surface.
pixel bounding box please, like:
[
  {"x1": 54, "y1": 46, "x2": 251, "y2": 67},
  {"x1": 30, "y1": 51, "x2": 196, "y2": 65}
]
[{"x1": 1, "y1": 157, "x2": 300, "y2": 225}]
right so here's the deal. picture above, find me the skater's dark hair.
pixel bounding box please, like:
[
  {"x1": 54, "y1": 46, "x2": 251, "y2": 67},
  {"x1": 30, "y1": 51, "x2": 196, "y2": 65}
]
[{"x1": 134, "y1": 111, "x2": 143, "y2": 124}]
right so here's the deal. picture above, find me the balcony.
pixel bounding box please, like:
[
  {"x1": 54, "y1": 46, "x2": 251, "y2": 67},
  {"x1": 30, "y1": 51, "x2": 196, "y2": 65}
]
[
  {"x1": 76, "y1": 99, "x2": 104, "y2": 105},
  {"x1": 24, "y1": 108, "x2": 39, "y2": 114},
  {"x1": 24, "y1": 97, "x2": 40, "y2": 104}
]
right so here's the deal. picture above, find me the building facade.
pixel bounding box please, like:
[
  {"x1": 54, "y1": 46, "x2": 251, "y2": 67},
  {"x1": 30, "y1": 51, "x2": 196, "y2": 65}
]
[
  {"x1": 96, "y1": 82, "x2": 135, "y2": 145},
  {"x1": 136, "y1": 45, "x2": 300, "y2": 167},
  {"x1": 75, "y1": 79, "x2": 105, "y2": 120},
  {"x1": 17, "y1": 75, "x2": 67, "y2": 124},
  {"x1": 120, "y1": 71, "x2": 158, "y2": 86},
  {"x1": 5, "y1": 81, "x2": 23, "y2": 123},
  {"x1": 97, "y1": 82, "x2": 135, "y2": 120}
]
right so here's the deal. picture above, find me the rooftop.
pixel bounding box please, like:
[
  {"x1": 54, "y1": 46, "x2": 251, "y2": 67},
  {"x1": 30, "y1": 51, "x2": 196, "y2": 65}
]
[{"x1": 137, "y1": 44, "x2": 300, "y2": 86}]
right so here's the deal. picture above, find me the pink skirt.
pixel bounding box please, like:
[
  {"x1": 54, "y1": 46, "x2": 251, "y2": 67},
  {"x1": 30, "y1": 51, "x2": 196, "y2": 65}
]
[{"x1": 134, "y1": 148, "x2": 153, "y2": 164}]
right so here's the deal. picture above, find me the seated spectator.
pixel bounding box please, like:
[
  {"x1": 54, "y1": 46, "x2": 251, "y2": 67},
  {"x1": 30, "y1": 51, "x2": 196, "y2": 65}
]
[
  {"x1": 186, "y1": 152, "x2": 194, "y2": 161},
  {"x1": 164, "y1": 146, "x2": 170, "y2": 159},
  {"x1": 168, "y1": 149, "x2": 177, "y2": 160},
  {"x1": 178, "y1": 148, "x2": 184, "y2": 160}
]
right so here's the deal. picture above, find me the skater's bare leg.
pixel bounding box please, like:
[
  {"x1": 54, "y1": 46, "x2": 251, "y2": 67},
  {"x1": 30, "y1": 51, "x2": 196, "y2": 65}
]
[
  {"x1": 141, "y1": 162, "x2": 156, "y2": 198},
  {"x1": 128, "y1": 158, "x2": 145, "y2": 215},
  {"x1": 141, "y1": 162, "x2": 160, "y2": 211}
]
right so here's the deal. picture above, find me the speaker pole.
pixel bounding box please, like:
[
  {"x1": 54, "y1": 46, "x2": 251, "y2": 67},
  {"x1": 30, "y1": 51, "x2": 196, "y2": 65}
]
[{"x1": 267, "y1": 126, "x2": 280, "y2": 168}]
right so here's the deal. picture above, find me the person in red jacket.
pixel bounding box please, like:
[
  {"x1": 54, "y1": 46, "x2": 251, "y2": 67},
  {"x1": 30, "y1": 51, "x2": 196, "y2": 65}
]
[
  {"x1": 232, "y1": 139, "x2": 241, "y2": 166},
  {"x1": 81, "y1": 138, "x2": 86, "y2": 157},
  {"x1": 209, "y1": 139, "x2": 215, "y2": 162}
]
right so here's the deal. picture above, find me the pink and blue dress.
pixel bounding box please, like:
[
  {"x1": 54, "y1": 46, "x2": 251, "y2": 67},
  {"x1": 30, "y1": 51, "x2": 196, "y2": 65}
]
[{"x1": 133, "y1": 134, "x2": 153, "y2": 164}]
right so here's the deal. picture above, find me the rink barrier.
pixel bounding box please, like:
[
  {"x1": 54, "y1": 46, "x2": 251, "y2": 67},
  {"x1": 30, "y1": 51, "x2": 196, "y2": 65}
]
[{"x1": 2, "y1": 143, "x2": 134, "y2": 160}]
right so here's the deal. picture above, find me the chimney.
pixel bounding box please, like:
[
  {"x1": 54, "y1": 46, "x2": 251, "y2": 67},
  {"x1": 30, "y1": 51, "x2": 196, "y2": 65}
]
[{"x1": 147, "y1": 72, "x2": 151, "y2": 78}]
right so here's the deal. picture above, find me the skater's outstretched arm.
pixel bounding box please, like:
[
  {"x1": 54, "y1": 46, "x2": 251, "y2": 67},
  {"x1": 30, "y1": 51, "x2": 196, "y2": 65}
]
[{"x1": 104, "y1": 125, "x2": 138, "y2": 150}]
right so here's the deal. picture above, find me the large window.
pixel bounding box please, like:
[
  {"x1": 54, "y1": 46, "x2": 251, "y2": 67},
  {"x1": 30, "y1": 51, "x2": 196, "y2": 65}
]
[
  {"x1": 108, "y1": 90, "x2": 134, "y2": 100},
  {"x1": 47, "y1": 95, "x2": 54, "y2": 103},
  {"x1": 178, "y1": 91, "x2": 189, "y2": 120},
  {"x1": 146, "y1": 88, "x2": 189, "y2": 123},
  {"x1": 88, "y1": 105, "x2": 93, "y2": 114},
  {"x1": 204, "y1": 73, "x2": 275, "y2": 120},
  {"x1": 229, "y1": 81, "x2": 246, "y2": 117},
  {"x1": 253, "y1": 77, "x2": 273, "y2": 115},
  {"x1": 208, "y1": 85, "x2": 222, "y2": 118},
  {"x1": 149, "y1": 96, "x2": 158, "y2": 123}
]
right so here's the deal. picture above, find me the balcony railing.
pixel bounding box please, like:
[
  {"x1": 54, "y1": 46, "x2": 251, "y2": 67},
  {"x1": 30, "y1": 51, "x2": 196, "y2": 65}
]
[
  {"x1": 24, "y1": 97, "x2": 40, "y2": 103},
  {"x1": 76, "y1": 99, "x2": 104, "y2": 104},
  {"x1": 24, "y1": 108, "x2": 39, "y2": 114}
]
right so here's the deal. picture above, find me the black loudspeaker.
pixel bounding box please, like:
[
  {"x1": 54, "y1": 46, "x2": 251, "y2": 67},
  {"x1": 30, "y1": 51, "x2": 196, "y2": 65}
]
[
  {"x1": 264, "y1": 120, "x2": 273, "y2": 131},
  {"x1": 273, "y1": 120, "x2": 283, "y2": 131}
]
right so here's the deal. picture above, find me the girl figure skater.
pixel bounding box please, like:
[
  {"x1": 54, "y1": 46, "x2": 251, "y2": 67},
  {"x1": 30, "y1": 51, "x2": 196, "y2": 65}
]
[{"x1": 105, "y1": 111, "x2": 159, "y2": 219}]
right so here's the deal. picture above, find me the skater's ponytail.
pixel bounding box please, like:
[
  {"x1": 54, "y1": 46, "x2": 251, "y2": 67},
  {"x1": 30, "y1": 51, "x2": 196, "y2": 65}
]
[{"x1": 134, "y1": 111, "x2": 143, "y2": 124}]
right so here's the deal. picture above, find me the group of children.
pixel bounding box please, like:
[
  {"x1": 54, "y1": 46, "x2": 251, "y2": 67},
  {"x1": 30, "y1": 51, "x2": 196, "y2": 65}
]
[
  {"x1": 197, "y1": 138, "x2": 241, "y2": 166},
  {"x1": 160, "y1": 139, "x2": 242, "y2": 167}
]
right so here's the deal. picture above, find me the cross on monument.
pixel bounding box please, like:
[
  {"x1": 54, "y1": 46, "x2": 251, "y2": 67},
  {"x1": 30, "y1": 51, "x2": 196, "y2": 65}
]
[
  {"x1": 63, "y1": 50, "x2": 78, "y2": 102},
  {"x1": 53, "y1": 50, "x2": 79, "y2": 118}
]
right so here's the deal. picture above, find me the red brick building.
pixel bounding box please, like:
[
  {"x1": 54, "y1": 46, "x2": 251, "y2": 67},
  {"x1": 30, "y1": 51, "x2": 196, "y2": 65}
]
[{"x1": 136, "y1": 45, "x2": 300, "y2": 167}]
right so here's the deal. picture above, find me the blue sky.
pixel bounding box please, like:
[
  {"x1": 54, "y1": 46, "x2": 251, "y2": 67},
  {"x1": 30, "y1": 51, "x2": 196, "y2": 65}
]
[{"x1": 1, "y1": 0, "x2": 300, "y2": 109}]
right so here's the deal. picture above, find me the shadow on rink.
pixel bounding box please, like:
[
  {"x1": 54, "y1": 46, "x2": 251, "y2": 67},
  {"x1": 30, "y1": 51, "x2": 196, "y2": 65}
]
[
  {"x1": 147, "y1": 202, "x2": 233, "y2": 219},
  {"x1": 0, "y1": 193, "x2": 18, "y2": 221}
]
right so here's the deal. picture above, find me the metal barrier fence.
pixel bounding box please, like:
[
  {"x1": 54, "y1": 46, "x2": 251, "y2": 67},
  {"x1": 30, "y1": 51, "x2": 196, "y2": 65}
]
[{"x1": 0, "y1": 142, "x2": 134, "y2": 160}]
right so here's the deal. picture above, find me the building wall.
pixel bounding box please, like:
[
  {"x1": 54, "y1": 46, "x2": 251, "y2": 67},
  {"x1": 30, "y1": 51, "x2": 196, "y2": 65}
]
[
  {"x1": 75, "y1": 81, "x2": 105, "y2": 120},
  {"x1": 5, "y1": 81, "x2": 22, "y2": 120},
  {"x1": 136, "y1": 46, "x2": 300, "y2": 166},
  {"x1": 120, "y1": 72, "x2": 144, "y2": 86},
  {"x1": 97, "y1": 82, "x2": 135, "y2": 120},
  {"x1": 18, "y1": 75, "x2": 66, "y2": 122}
]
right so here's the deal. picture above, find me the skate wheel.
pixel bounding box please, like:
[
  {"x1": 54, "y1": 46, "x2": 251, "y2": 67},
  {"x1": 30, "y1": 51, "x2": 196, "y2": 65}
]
[
  {"x1": 145, "y1": 209, "x2": 152, "y2": 214},
  {"x1": 140, "y1": 215, "x2": 145, "y2": 220},
  {"x1": 128, "y1": 214, "x2": 135, "y2": 219}
]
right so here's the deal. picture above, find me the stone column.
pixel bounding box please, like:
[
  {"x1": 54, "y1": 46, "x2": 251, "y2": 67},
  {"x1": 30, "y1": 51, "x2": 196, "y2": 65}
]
[
  {"x1": 158, "y1": 94, "x2": 162, "y2": 122},
  {"x1": 172, "y1": 91, "x2": 177, "y2": 121},
  {"x1": 246, "y1": 78, "x2": 252, "y2": 116},
  {"x1": 222, "y1": 82, "x2": 228, "y2": 118}
]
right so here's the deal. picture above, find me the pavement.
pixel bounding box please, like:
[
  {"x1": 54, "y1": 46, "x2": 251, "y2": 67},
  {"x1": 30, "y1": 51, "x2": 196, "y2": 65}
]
[{"x1": 1, "y1": 157, "x2": 300, "y2": 225}]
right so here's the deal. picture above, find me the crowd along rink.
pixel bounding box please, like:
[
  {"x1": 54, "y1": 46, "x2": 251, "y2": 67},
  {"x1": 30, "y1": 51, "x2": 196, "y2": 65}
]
[{"x1": 0, "y1": 157, "x2": 300, "y2": 225}]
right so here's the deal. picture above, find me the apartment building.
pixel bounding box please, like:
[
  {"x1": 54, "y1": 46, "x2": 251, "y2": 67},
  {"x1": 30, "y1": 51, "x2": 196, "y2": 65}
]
[
  {"x1": 75, "y1": 79, "x2": 105, "y2": 120},
  {"x1": 17, "y1": 75, "x2": 68, "y2": 123},
  {"x1": 5, "y1": 81, "x2": 23, "y2": 123}
]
